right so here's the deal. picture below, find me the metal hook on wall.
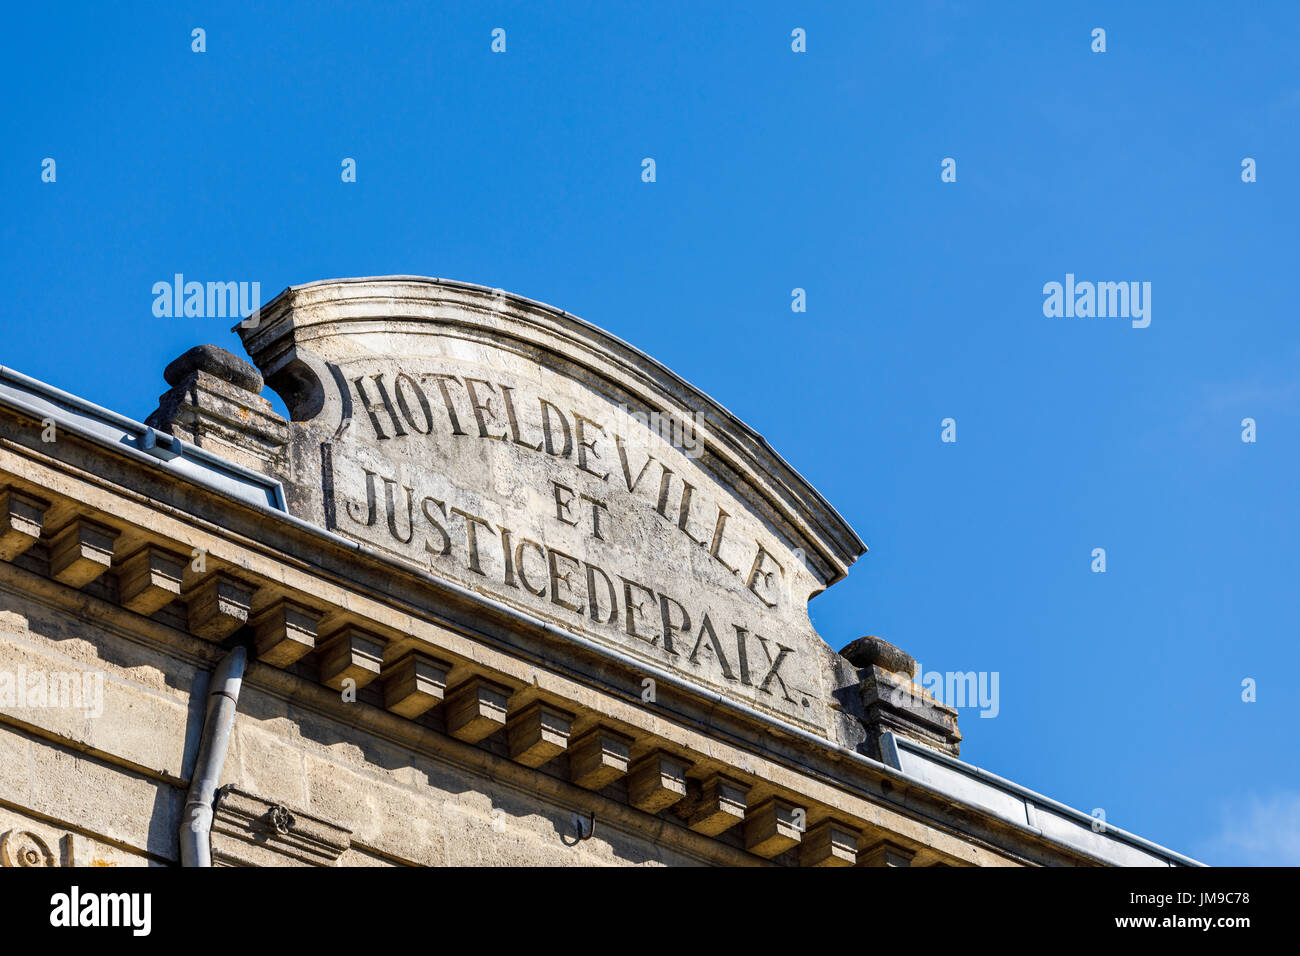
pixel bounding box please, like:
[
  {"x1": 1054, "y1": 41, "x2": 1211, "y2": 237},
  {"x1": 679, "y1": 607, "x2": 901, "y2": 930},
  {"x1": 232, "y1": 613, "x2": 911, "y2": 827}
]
[{"x1": 573, "y1": 810, "x2": 596, "y2": 842}]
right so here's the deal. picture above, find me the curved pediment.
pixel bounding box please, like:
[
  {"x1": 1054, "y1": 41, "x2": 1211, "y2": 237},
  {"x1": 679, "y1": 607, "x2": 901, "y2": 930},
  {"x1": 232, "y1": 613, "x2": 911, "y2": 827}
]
[{"x1": 236, "y1": 276, "x2": 866, "y2": 727}]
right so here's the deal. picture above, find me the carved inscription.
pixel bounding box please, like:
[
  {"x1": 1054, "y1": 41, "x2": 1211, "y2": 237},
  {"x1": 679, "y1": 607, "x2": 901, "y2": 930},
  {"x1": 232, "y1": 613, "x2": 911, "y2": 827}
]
[{"x1": 331, "y1": 363, "x2": 808, "y2": 714}]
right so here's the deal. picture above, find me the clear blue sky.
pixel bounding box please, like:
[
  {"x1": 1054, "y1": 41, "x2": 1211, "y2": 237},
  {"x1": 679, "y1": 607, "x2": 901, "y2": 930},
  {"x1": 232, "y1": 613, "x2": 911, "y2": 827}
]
[{"x1": 3, "y1": 2, "x2": 1297, "y2": 865}]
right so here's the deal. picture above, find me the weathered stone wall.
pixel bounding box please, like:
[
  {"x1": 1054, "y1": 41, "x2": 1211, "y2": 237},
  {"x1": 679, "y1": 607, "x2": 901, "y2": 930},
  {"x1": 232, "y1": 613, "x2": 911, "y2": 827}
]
[{"x1": 0, "y1": 576, "x2": 739, "y2": 867}]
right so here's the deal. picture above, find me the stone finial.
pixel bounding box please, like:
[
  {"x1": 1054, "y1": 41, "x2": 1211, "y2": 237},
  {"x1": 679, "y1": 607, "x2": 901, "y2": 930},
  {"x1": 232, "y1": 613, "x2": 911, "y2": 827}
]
[
  {"x1": 840, "y1": 634, "x2": 961, "y2": 760},
  {"x1": 839, "y1": 635, "x2": 916, "y2": 678},
  {"x1": 147, "y1": 344, "x2": 288, "y2": 478},
  {"x1": 163, "y1": 345, "x2": 263, "y2": 393}
]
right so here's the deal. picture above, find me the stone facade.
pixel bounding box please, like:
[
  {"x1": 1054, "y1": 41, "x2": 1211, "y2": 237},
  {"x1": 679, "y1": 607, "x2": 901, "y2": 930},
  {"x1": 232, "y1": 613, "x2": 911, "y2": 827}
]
[{"x1": 0, "y1": 276, "x2": 1200, "y2": 867}]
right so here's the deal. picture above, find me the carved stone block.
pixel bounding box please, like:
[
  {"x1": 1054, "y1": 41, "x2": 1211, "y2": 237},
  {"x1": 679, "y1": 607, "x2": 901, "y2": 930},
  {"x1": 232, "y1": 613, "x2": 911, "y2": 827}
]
[
  {"x1": 0, "y1": 828, "x2": 56, "y2": 867},
  {"x1": 844, "y1": 636, "x2": 962, "y2": 759},
  {"x1": 744, "y1": 798, "x2": 804, "y2": 858},
  {"x1": 628, "y1": 751, "x2": 690, "y2": 814},
  {"x1": 49, "y1": 518, "x2": 119, "y2": 588},
  {"x1": 800, "y1": 820, "x2": 859, "y2": 867},
  {"x1": 686, "y1": 774, "x2": 749, "y2": 836},
  {"x1": 444, "y1": 677, "x2": 511, "y2": 743},
  {"x1": 186, "y1": 572, "x2": 255, "y2": 641},
  {"x1": 253, "y1": 599, "x2": 321, "y2": 668},
  {"x1": 507, "y1": 701, "x2": 573, "y2": 767},
  {"x1": 382, "y1": 652, "x2": 450, "y2": 719},
  {"x1": 117, "y1": 545, "x2": 186, "y2": 615},
  {"x1": 569, "y1": 727, "x2": 632, "y2": 791},
  {"x1": 858, "y1": 839, "x2": 916, "y2": 867},
  {"x1": 316, "y1": 627, "x2": 385, "y2": 691},
  {"x1": 145, "y1": 345, "x2": 290, "y2": 479},
  {"x1": 0, "y1": 487, "x2": 48, "y2": 562},
  {"x1": 211, "y1": 787, "x2": 351, "y2": 867}
]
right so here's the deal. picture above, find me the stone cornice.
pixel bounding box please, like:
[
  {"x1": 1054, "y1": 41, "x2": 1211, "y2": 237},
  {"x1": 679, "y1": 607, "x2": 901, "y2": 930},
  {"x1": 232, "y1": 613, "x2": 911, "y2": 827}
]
[
  {"x1": 0, "y1": 362, "x2": 1200, "y2": 868},
  {"x1": 0, "y1": 425, "x2": 1040, "y2": 866}
]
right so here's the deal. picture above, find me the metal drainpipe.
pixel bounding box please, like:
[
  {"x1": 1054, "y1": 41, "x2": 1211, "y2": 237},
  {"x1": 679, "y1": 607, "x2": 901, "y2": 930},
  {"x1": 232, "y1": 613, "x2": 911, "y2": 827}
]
[{"x1": 179, "y1": 645, "x2": 247, "y2": 867}]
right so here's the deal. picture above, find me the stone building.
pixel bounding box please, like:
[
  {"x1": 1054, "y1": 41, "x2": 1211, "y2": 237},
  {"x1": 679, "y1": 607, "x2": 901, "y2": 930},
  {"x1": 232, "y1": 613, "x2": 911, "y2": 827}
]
[{"x1": 0, "y1": 276, "x2": 1200, "y2": 867}]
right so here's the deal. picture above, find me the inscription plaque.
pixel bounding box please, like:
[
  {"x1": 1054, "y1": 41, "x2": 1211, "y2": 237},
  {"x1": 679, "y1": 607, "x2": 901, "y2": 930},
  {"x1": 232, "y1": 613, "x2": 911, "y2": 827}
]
[{"x1": 238, "y1": 277, "x2": 867, "y2": 732}]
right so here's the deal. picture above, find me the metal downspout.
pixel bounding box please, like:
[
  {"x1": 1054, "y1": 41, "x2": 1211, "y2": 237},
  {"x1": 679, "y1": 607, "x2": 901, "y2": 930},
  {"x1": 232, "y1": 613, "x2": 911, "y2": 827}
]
[{"x1": 179, "y1": 645, "x2": 247, "y2": 867}]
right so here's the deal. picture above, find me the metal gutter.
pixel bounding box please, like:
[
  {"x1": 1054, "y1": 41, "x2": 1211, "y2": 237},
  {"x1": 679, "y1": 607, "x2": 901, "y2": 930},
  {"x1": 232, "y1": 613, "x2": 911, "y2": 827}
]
[
  {"x1": 0, "y1": 364, "x2": 286, "y2": 511},
  {"x1": 879, "y1": 733, "x2": 1202, "y2": 867}
]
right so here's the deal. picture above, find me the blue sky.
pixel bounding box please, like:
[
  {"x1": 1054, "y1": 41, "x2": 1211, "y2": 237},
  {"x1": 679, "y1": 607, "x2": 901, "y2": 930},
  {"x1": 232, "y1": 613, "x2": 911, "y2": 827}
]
[{"x1": 3, "y1": 2, "x2": 1297, "y2": 865}]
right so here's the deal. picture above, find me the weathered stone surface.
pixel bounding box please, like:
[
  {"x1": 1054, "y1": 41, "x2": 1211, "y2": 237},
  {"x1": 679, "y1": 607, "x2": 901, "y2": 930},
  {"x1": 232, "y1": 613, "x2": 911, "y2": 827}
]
[
  {"x1": 856, "y1": 663, "x2": 962, "y2": 759},
  {"x1": 117, "y1": 545, "x2": 186, "y2": 615},
  {"x1": 236, "y1": 278, "x2": 869, "y2": 738},
  {"x1": 164, "y1": 344, "x2": 264, "y2": 393},
  {"x1": 444, "y1": 677, "x2": 511, "y2": 743},
  {"x1": 684, "y1": 774, "x2": 749, "y2": 836},
  {"x1": 316, "y1": 626, "x2": 385, "y2": 691},
  {"x1": 0, "y1": 487, "x2": 48, "y2": 562},
  {"x1": 0, "y1": 721, "x2": 182, "y2": 862},
  {"x1": 628, "y1": 750, "x2": 690, "y2": 814},
  {"x1": 267, "y1": 721, "x2": 718, "y2": 867},
  {"x1": 382, "y1": 652, "x2": 450, "y2": 719},
  {"x1": 0, "y1": 825, "x2": 56, "y2": 866},
  {"x1": 148, "y1": 346, "x2": 288, "y2": 478},
  {"x1": 49, "y1": 518, "x2": 119, "y2": 588},
  {"x1": 0, "y1": 591, "x2": 198, "y2": 781},
  {"x1": 859, "y1": 839, "x2": 916, "y2": 867},
  {"x1": 507, "y1": 701, "x2": 573, "y2": 767},
  {"x1": 801, "y1": 820, "x2": 859, "y2": 867},
  {"x1": 253, "y1": 599, "x2": 320, "y2": 668},
  {"x1": 0, "y1": 807, "x2": 147, "y2": 867},
  {"x1": 211, "y1": 786, "x2": 351, "y2": 867},
  {"x1": 569, "y1": 727, "x2": 632, "y2": 791},
  {"x1": 187, "y1": 572, "x2": 255, "y2": 641},
  {"x1": 744, "y1": 797, "x2": 803, "y2": 858},
  {"x1": 840, "y1": 635, "x2": 916, "y2": 677}
]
